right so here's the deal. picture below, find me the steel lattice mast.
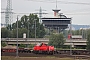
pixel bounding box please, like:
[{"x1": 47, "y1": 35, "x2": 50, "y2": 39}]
[
  {"x1": 35, "y1": 7, "x2": 47, "y2": 24},
  {"x1": 5, "y1": 0, "x2": 13, "y2": 27}
]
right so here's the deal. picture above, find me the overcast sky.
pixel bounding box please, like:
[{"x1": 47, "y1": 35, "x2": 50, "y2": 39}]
[{"x1": 1, "y1": 0, "x2": 90, "y2": 25}]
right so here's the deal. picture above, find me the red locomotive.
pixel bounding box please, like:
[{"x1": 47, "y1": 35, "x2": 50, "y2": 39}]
[{"x1": 33, "y1": 43, "x2": 55, "y2": 55}]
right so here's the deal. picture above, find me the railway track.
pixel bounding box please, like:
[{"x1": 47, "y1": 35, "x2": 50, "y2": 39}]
[{"x1": 1, "y1": 52, "x2": 90, "y2": 59}]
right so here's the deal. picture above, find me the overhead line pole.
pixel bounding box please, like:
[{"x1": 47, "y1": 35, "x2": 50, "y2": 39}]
[
  {"x1": 35, "y1": 19, "x2": 37, "y2": 44},
  {"x1": 70, "y1": 18, "x2": 72, "y2": 55},
  {"x1": 28, "y1": 18, "x2": 29, "y2": 38},
  {"x1": 16, "y1": 15, "x2": 19, "y2": 57}
]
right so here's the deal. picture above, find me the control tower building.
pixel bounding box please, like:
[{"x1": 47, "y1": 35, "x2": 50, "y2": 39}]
[{"x1": 41, "y1": 8, "x2": 71, "y2": 33}]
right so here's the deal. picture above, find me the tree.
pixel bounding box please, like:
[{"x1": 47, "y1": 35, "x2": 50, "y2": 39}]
[
  {"x1": 87, "y1": 29, "x2": 90, "y2": 51},
  {"x1": 2, "y1": 14, "x2": 46, "y2": 38},
  {"x1": 19, "y1": 44, "x2": 26, "y2": 48},
  {"x1": 37, "y1": 24, "x2": 46, "y2": 38},
  {"x1": 48, "y1": 33, "x2": 65, "y2": 48},
  {"x1": 1, "y1": 28, "x2": 9, "y2": 38},
  {"x1": 1, "y1": 42, "x2": 7, "y2": 47},
  {"x1": 28, "y1": 44, "x2": 35, "y2": 48}
]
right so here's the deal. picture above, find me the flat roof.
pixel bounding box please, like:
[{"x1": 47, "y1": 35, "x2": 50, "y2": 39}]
[
  {"x1": 42, "y1": 18, "x2": 71, "y2": 21},
  {"x1": 42, "y1": 18, "x2": 71, "y2": 19}
]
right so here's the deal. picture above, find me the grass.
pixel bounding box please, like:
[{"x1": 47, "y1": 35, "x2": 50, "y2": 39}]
[
  {"x1": 1, "y1": 56, "x2": 20, "y2": 60},
  {"x1": 1, "y1": 56, "x2": 90, "y2": 60}
]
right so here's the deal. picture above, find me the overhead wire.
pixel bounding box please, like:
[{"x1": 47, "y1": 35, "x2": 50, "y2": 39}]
[
  {"x1": 1, "y1": 0, "x2": 90, "y2": 15},
  {"x1": 25, "y1": 0, "x2": 90, "y2": 15},
  {"x1": 26, "y1": 0, "x2": 90, "y2": 5},
  {"x1": 1, "y1": 11, "x2": 90, "y2": 15},
  {"x1": 57, "y1": 0, "x2": 90, "y2": 5},
  {"x1": 63, "y1": 8, "x2": 90, "y2": 13}
]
